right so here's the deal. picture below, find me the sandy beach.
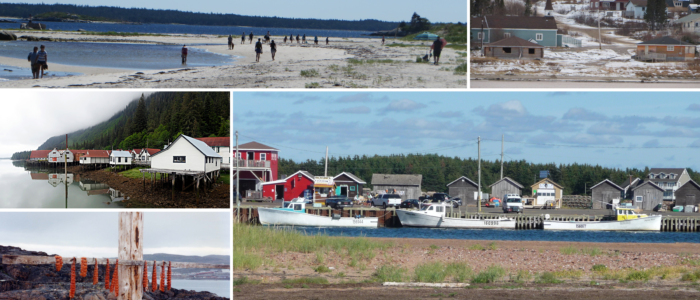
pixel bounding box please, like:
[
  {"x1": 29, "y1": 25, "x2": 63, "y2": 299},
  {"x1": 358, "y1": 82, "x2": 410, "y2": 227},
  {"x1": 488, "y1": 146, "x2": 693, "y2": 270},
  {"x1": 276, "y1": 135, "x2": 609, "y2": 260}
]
[{"x1": 0, "y1": 31, "x2": 466, "y2": 88}]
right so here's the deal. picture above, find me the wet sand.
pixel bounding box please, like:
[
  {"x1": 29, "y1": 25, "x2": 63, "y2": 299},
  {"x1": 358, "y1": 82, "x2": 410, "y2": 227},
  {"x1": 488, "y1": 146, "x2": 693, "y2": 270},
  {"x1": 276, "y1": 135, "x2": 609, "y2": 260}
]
[
  {"x1": 471, "y1": 79, "x2": 700, "y2": 89},
  {"x1": 0, "y1": 31, "x2": 466, "y2": 88}
]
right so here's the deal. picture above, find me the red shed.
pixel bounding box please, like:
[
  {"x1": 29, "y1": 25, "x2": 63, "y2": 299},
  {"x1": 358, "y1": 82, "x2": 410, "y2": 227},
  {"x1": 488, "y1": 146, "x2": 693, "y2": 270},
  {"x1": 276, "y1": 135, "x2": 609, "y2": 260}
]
[
  {"x1": 234, "y1": 141, "x2": 280, "y2": 195},
  {"x1": 262, "y1": 170, "x2": 315, "y2": 201}
]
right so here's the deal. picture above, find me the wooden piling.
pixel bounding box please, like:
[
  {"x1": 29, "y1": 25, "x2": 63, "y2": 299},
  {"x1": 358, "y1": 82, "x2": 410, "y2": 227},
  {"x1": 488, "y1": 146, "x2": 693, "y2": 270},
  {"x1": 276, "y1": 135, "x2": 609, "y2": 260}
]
[{"x1": 118, "y1": 212, "x2": 143, "y2": 300}]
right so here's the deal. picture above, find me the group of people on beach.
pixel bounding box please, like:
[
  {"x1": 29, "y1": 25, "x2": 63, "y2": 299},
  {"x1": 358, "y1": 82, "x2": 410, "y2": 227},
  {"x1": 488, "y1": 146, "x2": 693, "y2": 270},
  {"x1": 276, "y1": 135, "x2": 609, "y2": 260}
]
[{"x1": 26, "y1": 45, "x2": 48, "y2": 79}]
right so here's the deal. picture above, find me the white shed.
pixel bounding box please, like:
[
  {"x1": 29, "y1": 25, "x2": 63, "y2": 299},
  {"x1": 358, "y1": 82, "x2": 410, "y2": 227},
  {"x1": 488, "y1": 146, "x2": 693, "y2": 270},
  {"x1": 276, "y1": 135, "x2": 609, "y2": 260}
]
[
  {"x1": 139, "y1": 148, "x2": 161, "y2": 162},
  {"x1": 48, "y1": 148, "x2": 74, "y2": 163},
  {"x1": 80, "y1": 150, "x2": 110, "y2": 165},
  {"x1": 150, "y1": 134, "x2": 222, "y2": 173},
  {"x1": 110, "y1": 150, "x2": 132, "y2": 166}
]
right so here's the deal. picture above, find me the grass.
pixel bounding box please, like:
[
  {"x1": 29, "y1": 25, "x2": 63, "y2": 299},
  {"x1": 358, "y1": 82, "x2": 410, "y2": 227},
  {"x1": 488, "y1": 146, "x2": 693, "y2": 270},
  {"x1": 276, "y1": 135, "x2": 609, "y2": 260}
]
[
  {"x1": 233, "y1": 276, "x2": 260, "y2": 286},
  {"x1": 468, "y1": 244, "x2": 485, "y2": 251},
  {"x1": 487, "y1": 242, "x2": 498, "y2": 250},
  {"x1": 116, "y1": 167, "x2": 160, "y2": 179},
  {"x1": 304, "y1": 82, "x2": 321, "y2": 88},
  {"x1": 300, "y1": 69, "x2": 320, "y2": 77},
  {"x1": 233, "y1": 224, "x2": 391, "y2": 271},
  {"x1": 471, "y1": 265, "x2": 505, "y2": 284},
  {"x1": 537, "y1": 272, "x2": 563, "y2": 284},
  {"x1": 348, "y1": 58, "x2": 398, "y2": 65},
  {"x1": 592, "y1": 264, "x2": 608, "y2": 272},
  {"x1": 626, "y1": 270, "x2": 651, "y2": 281},
  {"x1": 454, "y1": 63, "x2": 467, "y2": 76},
  {"x1": 374, "y1": 265, "x2": 406, "y2": 282},
  {"x1": 510, "y1": 270, "x2": 532, "y2": 283},
  {"x1": 413, "y1": 262, "x2": 473, "y2": 283},
  {"x1": 314, "y1": 265, "x2": 331, "y2": 273},
  {"x1": 217, "y1": 173, "x2": 230, "y2": 184},
  {"x1": 560, "y1": 246, "x2": 603, "y2": 256},
  {"x1": 281, "y1": 277, "x2": 329, "y2": 285}
]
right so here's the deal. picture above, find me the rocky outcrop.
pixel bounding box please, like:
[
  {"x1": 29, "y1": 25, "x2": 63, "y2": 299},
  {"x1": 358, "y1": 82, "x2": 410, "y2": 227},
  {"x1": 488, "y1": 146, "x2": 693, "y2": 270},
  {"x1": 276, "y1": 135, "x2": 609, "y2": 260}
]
[
  {"x1": 0, "y1": 246, "x2": 229, "y2": 300},
  {"x1": 0, "y1": 30, "x2": 17, "y2": 41}
]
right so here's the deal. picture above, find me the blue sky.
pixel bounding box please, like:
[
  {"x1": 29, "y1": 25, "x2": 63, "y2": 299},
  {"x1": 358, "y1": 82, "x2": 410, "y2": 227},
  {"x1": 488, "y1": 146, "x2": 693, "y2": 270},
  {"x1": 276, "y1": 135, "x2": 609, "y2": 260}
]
[
  {"x1": 233, "y1": 92, "x2": 700, "y2": 170},
  {"x1": 13, "y1": 0, "x2": 467, "y2": 23}
]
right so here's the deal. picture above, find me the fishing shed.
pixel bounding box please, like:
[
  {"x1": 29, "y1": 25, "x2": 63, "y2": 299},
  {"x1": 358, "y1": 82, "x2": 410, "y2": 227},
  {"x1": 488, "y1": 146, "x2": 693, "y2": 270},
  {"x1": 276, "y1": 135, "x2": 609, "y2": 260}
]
[
  {"x1": 629, "y1": 181, "x2": 664, "y2": 210},
  {"x1": 80, "y1": 150, "x2": 110, "y2": 168},
  {"x1": 333, "y1": 172, "x2": 366, "y2": 198},
  {"x1": 48, "y1": 148, "x2": 74, "y2": 164},
  {"x1": 489, "y1": 177, "x2": 524, "y2": 199},
  {"x1": 590, "y1": 179, "x2": 624, "y2": 209},
  {"x1": 371, "y1": 174, "x2": 423, "y2": 201},
  {"x1": 483, "y1": 36, "x2": 544, "y2": 59},
  {"x1": 110, "y1": 150, "x2": 132, "y2": 167},
  {"x1": 196, "y1": 137, "x2": 231, "y2": 165},
  {"x1": 446, "y1": 176, "x2": 479, "y2": 201},
  {"x1": 674, "y1": 180, "x2": 700, "y2": 207},
  {"x1": 138, "y1": 148, "x2": 161, "y2": 162},
  {"x1": 262, "y1": 170, "x2": 315, "y2": 201},
  {"x1": 29, "y1": 150, "x2": 51, "y2": 161},
  {"x1": 149, "y1": 134, "x2": 222, "y2": 173}
]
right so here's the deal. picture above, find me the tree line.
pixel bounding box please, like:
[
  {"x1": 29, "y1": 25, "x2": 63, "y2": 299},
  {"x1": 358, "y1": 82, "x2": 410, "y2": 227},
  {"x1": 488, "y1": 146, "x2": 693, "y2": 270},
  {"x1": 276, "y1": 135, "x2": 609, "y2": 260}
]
[
  {"x1": 34, "y1": 92, "x2": 229, "y2": 152},
  {"x1": 0, "y1": 3, "x2": 398, "y2": 31},
  {"x1": 278, "y1": 153, "x2": 700, "y2": 196}
]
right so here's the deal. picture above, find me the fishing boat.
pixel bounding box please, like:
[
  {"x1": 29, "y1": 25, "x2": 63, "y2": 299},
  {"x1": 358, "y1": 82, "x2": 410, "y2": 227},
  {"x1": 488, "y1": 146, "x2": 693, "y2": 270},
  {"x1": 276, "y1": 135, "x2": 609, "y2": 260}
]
[
  {"x1": 396, "y1": 202, "x2": 516, "y2": 229},
  {"x1": 257, "y1": 198, "x2": 378, "y2": 228},
  {"x1": 543, "y1": 207, "x2": 661, "y2": 231}
]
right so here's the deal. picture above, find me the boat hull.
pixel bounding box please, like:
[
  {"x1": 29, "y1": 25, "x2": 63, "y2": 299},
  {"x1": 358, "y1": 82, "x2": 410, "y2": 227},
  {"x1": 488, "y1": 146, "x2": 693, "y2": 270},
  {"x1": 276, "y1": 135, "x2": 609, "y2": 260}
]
[
  {"x1": 258, "y1": 208, "x2": 378, "y2": 228},
  {"x1": 543, "y1": 215, "x2": 662, "y2": 231},
  {"x1": 396, "y1": 209, "x2": 516, "y2": 229}
]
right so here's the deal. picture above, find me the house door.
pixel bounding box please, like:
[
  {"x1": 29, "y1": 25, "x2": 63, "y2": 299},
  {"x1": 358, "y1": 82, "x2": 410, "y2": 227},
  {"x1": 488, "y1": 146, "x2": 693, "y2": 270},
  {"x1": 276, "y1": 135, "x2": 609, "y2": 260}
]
[
  {"x1": 276, "y1": 185, "x2": 284, "y2": 200},
  {"x1": 645, "y1": 46, "x2": 648, "y2": 55},
  {"x1": 247, "y1": 151, "x2": 254, "y2": 160},
  {"x1": 689, "y1": 194, "x2": 696, "y2": 206},
  {"x1": 340, "y1": 186, "x2": 348, "y2": 197}
]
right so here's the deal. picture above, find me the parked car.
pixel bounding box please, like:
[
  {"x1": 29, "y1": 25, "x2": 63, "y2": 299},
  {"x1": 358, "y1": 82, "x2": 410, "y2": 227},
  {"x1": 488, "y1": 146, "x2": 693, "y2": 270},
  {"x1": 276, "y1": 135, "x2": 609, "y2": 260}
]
[
  {"x1": 432, "y1": 193, "x2": 450, "y2": 202},
  {"x1": 325, "y1": 197, "x2": 354, "y2": 209},
  {"x1": 452, "y1": 197, "x2": 462, "y2": 206},
  {"x1": 419, "y1": 195, "x2": 432, "y2": 202},
  {"x1": 400, "y1": 199, "x2": 421, "y2": 209},
  {"x1": 371, "y1": 194, "x2": 402, "y2": 209}
]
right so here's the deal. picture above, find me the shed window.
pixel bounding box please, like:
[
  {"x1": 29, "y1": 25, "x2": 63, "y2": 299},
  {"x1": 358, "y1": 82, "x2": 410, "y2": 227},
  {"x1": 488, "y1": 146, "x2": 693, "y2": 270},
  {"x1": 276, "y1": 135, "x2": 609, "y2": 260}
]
[
  {"x1": 504, "y1": 33, "x2": 511, "y2": 38},
  {"x1": 636, "y1": 196, "x2": 643, "y2": 202},
  {"x1": 528, "y1": 48, "x2": 535, "y2": 54},
  {"x1": 503, "y1": 47, "x2": 512, "y2": 53},
  {"x1": 260, "y1": 153, "x2": 267, "y2": 161},
  {"x1": 536, "y1": 33, "x2": 543, "y2": 40},
  {"x1": 173, "y1": 156, "x2": 186, "y2": 163},
  {"x1": 291, "y1": 179, "x2": 295, "y2": 189},
  {"x1": 118, "y1": 157, "x2": 121, "y2": 163},
  {"x1": 477, "y1": 32, "x2": 483, "y2": 40},
  {"x1": 667, "y1": 45, "x2": 675, "y2": 51}
]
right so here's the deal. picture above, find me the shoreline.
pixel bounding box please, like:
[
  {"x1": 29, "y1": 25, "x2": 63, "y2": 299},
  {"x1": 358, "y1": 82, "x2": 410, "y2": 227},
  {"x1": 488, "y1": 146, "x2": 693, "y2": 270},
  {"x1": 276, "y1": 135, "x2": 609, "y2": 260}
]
[{"x1": 0, "y1": 31, "x2": 466, "y2": 88}]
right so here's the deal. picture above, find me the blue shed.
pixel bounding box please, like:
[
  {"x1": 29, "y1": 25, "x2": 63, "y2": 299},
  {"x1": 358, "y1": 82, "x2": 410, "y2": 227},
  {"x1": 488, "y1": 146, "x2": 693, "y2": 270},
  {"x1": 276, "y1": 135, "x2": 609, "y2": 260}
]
[{"x1": 470, "y1": 16, "x2": 560, "y2": 48}]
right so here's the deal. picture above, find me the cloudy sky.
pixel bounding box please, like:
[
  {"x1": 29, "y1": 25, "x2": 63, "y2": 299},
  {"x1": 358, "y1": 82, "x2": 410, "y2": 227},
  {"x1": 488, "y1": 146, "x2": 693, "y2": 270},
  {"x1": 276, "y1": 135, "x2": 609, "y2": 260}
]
[
  {"x1": 0, "y1": 212, "x2": 230, "y2": 258},
  {"x1": 233, "y1": 92, "x2": 700, "y2": 170},
  {"x1": 0, "y1": 91, "x2": 146, "y2": 157},
  {"x1": 13, "y1": 0, "x2": 467, "y2": 23}
]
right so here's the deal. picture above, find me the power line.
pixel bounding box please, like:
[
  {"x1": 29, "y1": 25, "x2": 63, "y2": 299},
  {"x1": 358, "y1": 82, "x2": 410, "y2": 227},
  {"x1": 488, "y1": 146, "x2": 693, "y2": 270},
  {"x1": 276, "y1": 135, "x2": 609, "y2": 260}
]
[{"x1": 482, "y1": 138, "x2": 700, "y2": 149}]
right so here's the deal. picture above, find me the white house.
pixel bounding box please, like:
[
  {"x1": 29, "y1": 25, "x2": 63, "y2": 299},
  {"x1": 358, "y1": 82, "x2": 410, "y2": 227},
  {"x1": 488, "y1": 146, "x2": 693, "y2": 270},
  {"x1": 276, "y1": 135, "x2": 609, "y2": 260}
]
[
  {"x1": 80, "y1": 150, "x2": 110, "y2": 165},
  {"x1": 138, "y1": 148, "x2": 161, "y2": 162},
  {"x1": 131, "y1": 149, "x2": 142, "y2": 161},
  {"x1": 195, "y1": 137, "x2": 231, "y2": 165},
  {"x1": 151, "y1": 134, "x2": 222, "y2": 173},
  {"x1": 48, "y1": 148, "x2": 74, "y2": 163},
  {"x1": 110, "y1": 150, "x2": 132, "y2": 166},
  {"x1": 678, "y1": 14, "x2": 700, "y2": 33},
  {"x1": 626, "y1": 0, "x2": 647, "y2": 18},
  {"x1": 647, "y1": 168, "x2": 691, "y2": 201}
]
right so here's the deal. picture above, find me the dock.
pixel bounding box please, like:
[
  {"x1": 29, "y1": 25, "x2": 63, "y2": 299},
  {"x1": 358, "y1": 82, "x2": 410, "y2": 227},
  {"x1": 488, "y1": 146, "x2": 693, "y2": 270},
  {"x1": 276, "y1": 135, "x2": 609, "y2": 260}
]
[{"x1": 233, "y1": 206, "x2": 700, "y2": 232}]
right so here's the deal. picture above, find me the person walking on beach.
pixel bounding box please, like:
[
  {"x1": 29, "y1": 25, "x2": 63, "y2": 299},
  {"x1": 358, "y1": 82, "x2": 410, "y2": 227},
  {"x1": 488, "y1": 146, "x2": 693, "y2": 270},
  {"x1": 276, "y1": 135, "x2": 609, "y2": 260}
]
[
  {"x1": 302, "y1": 34, "x2": 306, "y2": 44},
  {"x1": 249, "y1": 32, "x2": 254, "y2": 44},
  {"x1": 270, "y1": 40, "x2": 277, "y2": 61},
  {"x1": 382, "y1": 35, "x2": 385, "y2": 45},
  {"x1": 36, "y1": 45, "x2": 48, "y2": 78},
  {"x1": 326, "y1": 37, "x2": 329, "y2": 45},
  {"x1": 431, "y1": 36, "x2": 443, "y2": 65},
  {"x1": 181, "y1": 45, "x2": 188, "y2": 64},
  {"x1": 228, "y1": 35, "x2": 233, "y2": 50},
  {"x1": 241, "y1": 32, "x2": 245, "y2": 44},
  {"x1": 255, "y1": 38, "x2": 263, "y2": 62},
  {"x1": 314, "y1": 36, "x2": 318, "y2": 45},
  {"x1": 27, "y1": 46, "x2": 39, "y2": 79},
  {"x1": 296, "y1": 34, "x2": 300, "y2": 44},
  {"x1": 284, "y1": 35, "x2": 287, "y2": 43}
]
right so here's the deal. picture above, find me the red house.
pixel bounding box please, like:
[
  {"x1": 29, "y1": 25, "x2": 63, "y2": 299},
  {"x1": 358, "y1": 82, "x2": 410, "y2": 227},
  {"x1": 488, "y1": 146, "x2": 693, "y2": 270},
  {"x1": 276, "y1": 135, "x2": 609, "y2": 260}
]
[
  {"x1": 234, "y1": 141, "x2": 279, "y2": 195},
  {"x1": 262, "y1": 170, "x2": 315, "y2": 201}
]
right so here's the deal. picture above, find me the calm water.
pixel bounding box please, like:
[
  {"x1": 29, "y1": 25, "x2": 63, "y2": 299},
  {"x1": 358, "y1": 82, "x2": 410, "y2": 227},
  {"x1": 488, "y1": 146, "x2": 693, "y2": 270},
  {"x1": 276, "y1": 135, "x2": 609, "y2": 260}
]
[
  {"x1": 171, "y1": 279, "x2": 230, "y2": 298},
  {"x1": 0, "y1": 160, "x2": 125, "y2": 208},
  {"x1": 273, "y1": 226, "x2": 700, "y2": 244},
  {"x1": 0, "y1": 19, "x2": 376, "y2": 38},
  {"x1": 0, "y1": 40, "x2": 233, "y2": 79},
  {"x1": 0, "y1": 62, "x2": 79, "y2": 80}
]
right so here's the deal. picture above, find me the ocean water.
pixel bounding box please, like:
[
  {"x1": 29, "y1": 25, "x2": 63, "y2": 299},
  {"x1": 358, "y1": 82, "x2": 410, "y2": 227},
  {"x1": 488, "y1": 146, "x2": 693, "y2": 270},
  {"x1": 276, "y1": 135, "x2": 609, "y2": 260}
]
[
  {"x1": 171, "y1": 279, "x2": 230, "y2": 298},
  {"x1": 273, "y1": 226, "x2": 700, "y2": 244},
  {"x1": 0, "y1": 62, "x2": 80, "y2": 80},
  {"x1": 0, "y1": 40, "x2": 233, "y2": 75},
  {"x1": 0, "y1": 19, "x2": 376, "y2": 38}
]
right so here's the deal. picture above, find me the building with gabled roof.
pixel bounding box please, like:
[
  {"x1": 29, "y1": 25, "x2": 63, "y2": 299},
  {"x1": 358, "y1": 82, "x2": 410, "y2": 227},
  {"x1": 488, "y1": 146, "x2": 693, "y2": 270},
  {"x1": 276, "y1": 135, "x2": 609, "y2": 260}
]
[
  {"x1": 630, "y1": 180, "x2": 664, "y2": 210},
  {"x1": 675, "y1": 180, "x2": 700, "y2": 207},
  {"x1": 196, "y1": 137, "x2": 231, "y2": 165},
  {"x1": 29, "y1": 150, "x2": 51, "y2": 161},
  {"x1": 80, "y1": 150, "x2": 110, "y2": 165},
  {"x1": 483, "y1": 36, "x2": 544, "y2": 59},
  {"x1": 470, "y1": 15, "x2": 561, "y2": 47},
  {"x1": 446, "y1": 176, "x2": 479, "y2": 201},
  {"x1": 636, "y1": 37, "x2": 696, "y2": 61},
  {"x1": 110, "y1": 150, "x2": 132, "y2": 167},
  {"x1": 489, "y1": 177, "x2": 524, "y2": 199},
  {"x1": 333, "y1": 172, "x2": 366, "y2": 198},
  {"x1": 590, "y1": 179, "x2": 624, "y2": 209},
  {"x1": 678, "y1": 14, "x2": 700, "y2": 33},
  {"x1": 646, "y1": 168, "x2": 690, "y2": 201},
  {"x1": 234, "y1": 141, "x2": 280, "y2": 196},
  {"x1": 371, "y1": 174, "x2": 422, "y2": 201},
  {"x1": 138, "y1": 148, "x2": 161, "y2": 162},
  {"x1": 151, "y1": 134, "x2": 222, "y2": 173},
  {"x1": 626, "y1": 0, "x2": 648, "y2": 18}
]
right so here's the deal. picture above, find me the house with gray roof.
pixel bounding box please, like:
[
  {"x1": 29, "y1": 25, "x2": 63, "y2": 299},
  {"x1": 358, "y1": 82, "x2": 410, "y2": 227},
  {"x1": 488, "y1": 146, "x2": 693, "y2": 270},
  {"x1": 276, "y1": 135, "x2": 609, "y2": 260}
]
[
  {"x1": 333, "y1": 172, "x2": 366, "y2": 198},
  {"x1": 647, "y1": 168, "x2": 690, "y2": 201},
  {"x1": 625, "y1": 0, "x2": 648, "y2": 18},
  {"x1": 446, "y1": 176, "x2": 479, "y2": 201},
  {"x1": 630, "y1": 181, "x2": 664, "y2": 210},
  {"x1": 371, "y1": 174, "x2": 422, "y2": 201},
  {"x1": 489, "y1": 177, "x2": 524, "y2": 199},
  {"x1": 675, "y1": 180, "x2": 700, "y2": 207},
  {"x1": 470, "y1": 15, "x2": 562, "y2": 47},
  {"x1": 636, "y1": 36, "x2": 696, "y2": 61},
  {"x1": 483, "y1": 36, "x2": 544, "y2": 59},
  {"x1": 590, "y1": 179, "x2": 624, "y2": 209},
  {"x1": 678, "y1": 14, "x2": 700, "y2": 33},
  {"x1": 151, "y1": 134, "x2": 222, "y2": 173}
]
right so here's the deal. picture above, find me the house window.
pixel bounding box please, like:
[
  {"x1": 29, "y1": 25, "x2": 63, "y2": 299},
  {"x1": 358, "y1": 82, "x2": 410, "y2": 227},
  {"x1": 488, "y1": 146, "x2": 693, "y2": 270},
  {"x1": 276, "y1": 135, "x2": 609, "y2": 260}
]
[
  {"x1": 670, "y1": 174, "x2": 676, "y2": 179},
  {"x1": 649, "y1": 174, "x2": 654, "y2": 178},
  {"x1": 663, "y1": 190, "x2": 673, "y2": 197},
  {"x1": 477, "y1": 32, "x2": 483, "y2": 40},
  {"x1": 236, "y1": 152, "x2": 241, "y2": 159},
  {"x1": 504, "y1": 33, "x2": 511, "y2": 38},
  {"x1": 503, "y1": 47, "x2": 512, "y2": 53},
  {"x1": 696, "y1": 22, "x2": 699, "y2": 27},
  {"x1": 118, "y1": 157, "x2": 121, "y2": 163},
  {"x1": 173, "y1": 156, "x2": 186, "y2": 163},
  {"x1": 291, "y1": 180, "x2": 295, "y2": 189},
  {"x1": 528, "y1": 48, "x2": 535, "y2": 54},
  {"x1": 260, "y1": 153, "x2": 267, "y2": 161},
  {"x1": 595, "y1": 2, "x2": 599, "y2": 7},
  {"x1": 536, "y1": 33, "x2": 543, "y2": 41},
  {"x1": 636, "y1": 196, "x2": 643, "y2": 202},
  {"x1": 272, "y1": 153, "x2": 277, "y2": 160},
  {"x1": 667, "y1": 45, "x2": 674, "y2": 51}
]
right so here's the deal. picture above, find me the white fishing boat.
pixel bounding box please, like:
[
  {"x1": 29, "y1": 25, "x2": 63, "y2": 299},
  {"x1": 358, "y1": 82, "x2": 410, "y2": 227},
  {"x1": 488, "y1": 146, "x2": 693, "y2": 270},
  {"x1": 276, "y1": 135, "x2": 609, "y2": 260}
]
[
  {"x1": 258, "y1": 198, "x2": 378, "y2": 228},
  {"x1": 396, "y1": 202, "x2": 516, "y2": 229},
  {"x1": 543, "y1": 207, "x2": 661, "y2": 231}
]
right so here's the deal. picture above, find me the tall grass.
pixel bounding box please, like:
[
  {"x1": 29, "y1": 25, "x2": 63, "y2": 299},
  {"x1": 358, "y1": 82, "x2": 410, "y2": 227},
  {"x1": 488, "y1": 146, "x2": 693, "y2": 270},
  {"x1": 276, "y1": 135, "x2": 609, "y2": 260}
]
[
  {"x1": 413, "y1": 262, "x2": 473, "y2": 283},
  {"x1": 560, "y1": 246, "x2": 602, "y2": 256},
  {"x1": 471, "y1": 265, "x2": 505, "y2": 284},
  {"x1": 281, "y1": 277, "x2": 329, "y2": 285},
  {"x1": 374, "y1": 265, "x2": 407, "y2": 282},
  {"x1": 233, "y1": 224, "x2": 391, "y2": 270}
]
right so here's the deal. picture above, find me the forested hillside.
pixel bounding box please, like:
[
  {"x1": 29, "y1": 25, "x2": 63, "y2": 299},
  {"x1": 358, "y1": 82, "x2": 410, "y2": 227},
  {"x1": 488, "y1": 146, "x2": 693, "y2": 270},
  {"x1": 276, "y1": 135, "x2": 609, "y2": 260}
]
[
  {"x1": 0, "y1": 3, "x2": 398, "y2": 31},
  {"x1": 278, "y1": 154, "x2": 700, "y2": 196},
  {"x1": 38, "y1": 92, "x2": 229, "y2": 151},
  {"x1": 10, "y1": 151, "x2": 31, "y2": 160}
]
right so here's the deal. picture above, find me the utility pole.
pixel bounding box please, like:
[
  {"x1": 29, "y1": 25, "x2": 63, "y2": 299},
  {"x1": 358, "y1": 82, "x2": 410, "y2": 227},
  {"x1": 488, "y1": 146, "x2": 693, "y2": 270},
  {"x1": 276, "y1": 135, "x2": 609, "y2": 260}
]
[
  {"x1": 500, "y1": 134, "x2": 504, "y2": 180},
  {"x1": 235, "y1": 131, "x2": 240, "y2": 221},
  {"x1": 324, "y1": 146, "x2": 329, "y2": 177},
  {"x1": 65, "y1": 134, "x2": 68, "y2": 208},
  {"x1": 478, "y1": 136, "x2": 482, "y2": 213},
  {"x1": 598, "y1": 12, "x2": 602, "y2": 50}
]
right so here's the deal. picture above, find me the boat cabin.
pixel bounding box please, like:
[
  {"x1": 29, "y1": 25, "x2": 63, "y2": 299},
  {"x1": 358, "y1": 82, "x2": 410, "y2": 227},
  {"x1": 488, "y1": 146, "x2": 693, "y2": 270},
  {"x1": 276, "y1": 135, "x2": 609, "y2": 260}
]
[
  {"x1": 280, "y1": 198, "x2": 307, "y2": 213},
  {"x1": 614, "y1": 207, "x2": 649, "y2": 221},
  {"x1": 418, "y1": 202, "x2": 448, "y2": 217}
]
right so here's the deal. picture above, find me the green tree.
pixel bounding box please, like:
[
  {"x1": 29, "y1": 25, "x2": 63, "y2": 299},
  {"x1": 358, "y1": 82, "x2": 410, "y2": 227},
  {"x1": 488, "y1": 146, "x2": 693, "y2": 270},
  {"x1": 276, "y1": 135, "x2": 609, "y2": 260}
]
[
  {"x1": 645, "y1": 0, "x2": 667, "y2": 31},
  {"x1": 524, "y1": 0, "x2": 533, "y2": 16},
  {"x1": 131, "y1": 93, "x2": 148, "y2": 134}
]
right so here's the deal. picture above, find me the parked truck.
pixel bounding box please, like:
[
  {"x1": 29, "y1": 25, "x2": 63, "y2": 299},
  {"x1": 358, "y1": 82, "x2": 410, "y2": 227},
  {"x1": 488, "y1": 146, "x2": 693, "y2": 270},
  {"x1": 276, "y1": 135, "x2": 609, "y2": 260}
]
[{"x1": 502, "y1": 194, "x2": 523, "y2": 213}]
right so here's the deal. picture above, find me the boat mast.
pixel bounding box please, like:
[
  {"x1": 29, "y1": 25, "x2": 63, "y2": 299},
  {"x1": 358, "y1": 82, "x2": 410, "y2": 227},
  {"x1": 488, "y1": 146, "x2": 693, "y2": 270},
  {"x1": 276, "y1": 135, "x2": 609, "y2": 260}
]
[
  {"x1": 500, "y1": 134, "x2": 504, "y2": 180},
  {"x1": 478, "y1": 136, "x2": 482, "y2": 213},
  {"x1": 324, "y1": 146, "x2": 328, "y2": 177},
  {"x1": 235, "y1": 131, "x2": 241, "y2": 215}
]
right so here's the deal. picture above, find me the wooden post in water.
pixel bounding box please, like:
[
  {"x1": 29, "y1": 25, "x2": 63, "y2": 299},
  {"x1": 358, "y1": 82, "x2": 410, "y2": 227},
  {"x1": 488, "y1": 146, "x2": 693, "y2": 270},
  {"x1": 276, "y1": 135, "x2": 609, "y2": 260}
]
[{"x1": 118, "y1": 212, "x2": 144, "y2": 300}]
